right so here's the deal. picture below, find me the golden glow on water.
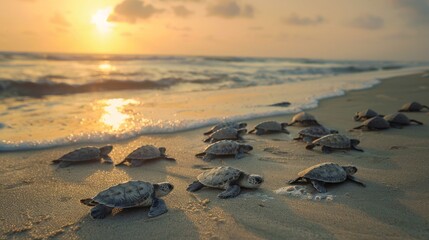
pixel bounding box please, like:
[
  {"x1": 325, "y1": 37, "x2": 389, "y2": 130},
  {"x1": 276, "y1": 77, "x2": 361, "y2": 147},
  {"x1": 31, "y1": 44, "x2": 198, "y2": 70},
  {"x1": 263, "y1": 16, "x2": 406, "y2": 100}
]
[
  {"x1": 100, "y1": 98, "x2": 139, "y2": 130},
  {"x1": 98, "y1": 62, "x2": 115, "y2": 72}
]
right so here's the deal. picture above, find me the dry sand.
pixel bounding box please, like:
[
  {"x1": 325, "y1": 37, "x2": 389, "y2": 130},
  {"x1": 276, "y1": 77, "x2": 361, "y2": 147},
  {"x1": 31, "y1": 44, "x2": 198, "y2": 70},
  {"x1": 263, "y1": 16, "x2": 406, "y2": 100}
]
[{"x1": 1, "y1": 72, "x2": 429, "y2": 239}]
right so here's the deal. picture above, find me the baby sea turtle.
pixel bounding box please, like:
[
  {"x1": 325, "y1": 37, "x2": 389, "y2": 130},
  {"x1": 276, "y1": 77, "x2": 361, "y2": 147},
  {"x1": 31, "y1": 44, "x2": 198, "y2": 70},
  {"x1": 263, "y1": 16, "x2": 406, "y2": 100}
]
[
  {"x1": 195, "y1": 140, "x2": 253, "y2": 161},
  {"x1": 383, "y1": 113, "x2": 423, "y2": 128},
  {"x1": 306, "y1": 134, "x2": 363, "y2": 153},
  {"x1": 354, "y1": 109, "x2": 382, "y2": 121},
  {"x1": 248, "y1": 121, "x2": 289, "y2": 135},
  {"x1": 294, "y1": 126, "x2": 338, "y2": 143},
  {"x1": 288, "y1": 162, "x2": 365, "y2": 193},
  {"x1": 288, "y1": 112, "x2": 320, "y2": 127},
  {"x1": 204, "y1": 127, "x2": 247, "y2": 143},
  {"x1": 52, "y1": 145, "x2": 113, "y2": 168},
  {"x1": 116, "y1": 145, "x2": 175, "y2": 167},
  {"x1": 186, "y1": 166, "x2": 264, "y2": 198},
  {"x1": 398, "y1": 102, "x2": 429, "y2": 112},
  {"x1": 353, "y1": 116, "x2": 390, "y2": 131},
  {"x1": 204, "y1": 121, "x2": 247, "y2": 135},
  {"x1": 80, "y1": 181, "x2": 174, "y2": 219}
]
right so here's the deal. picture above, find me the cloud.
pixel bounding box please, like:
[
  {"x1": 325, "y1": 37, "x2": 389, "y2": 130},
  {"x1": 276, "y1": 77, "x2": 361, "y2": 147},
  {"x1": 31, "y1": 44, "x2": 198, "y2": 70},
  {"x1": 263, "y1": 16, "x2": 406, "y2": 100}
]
[
  {"x1": 207, "y1": 0, "x2": 254, "y2": 18},
  {"x1": 283, "y1": 13, "x2": 324, "y2": 26},
  {"x1": 108, "y1": 0, "x2": 164, "y2": 24},
  {"x1": 350, "y1": 14, "x2": 384, "y2": 30},
  {"x1": 390, "y1": 0, "x2": 429, "y2": 26},
  {"x1": 50, "y1": 13, "x2": 70, "y2": 27},
  {"x1": 172, "y1": 5, "x2": 194, "y2": 18}
]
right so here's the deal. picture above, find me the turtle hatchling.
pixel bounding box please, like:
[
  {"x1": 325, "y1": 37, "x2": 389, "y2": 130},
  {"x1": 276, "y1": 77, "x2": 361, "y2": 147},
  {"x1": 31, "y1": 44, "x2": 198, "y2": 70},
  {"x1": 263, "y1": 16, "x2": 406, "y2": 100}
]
[
  {"x1": 187, "y1": 166, "x2": 263, "y2": 198},
  {"x1": 288, "y1": 162, "x2": 365, "y2": 193},
  {"x1": 294, "y1": 126, "x2": 338, "y2": 143},
  {"x1": 353, "y1": 116, "x2": 390, "y2": 131},
  {"x1": 354, "y1": 109, "x2": 382, "y2": 121},
  {"x1": 116, "y1": 145, "x2": 175, "y2": 167},
  {"x1": 306, "y1": 134, "x2": 363, "y2": 153},
  {"x1": 52, "y1": 145, "x2": 113, "y2": 168},
  {"x1": 384, "y1": 113, "x2": 423, "y2": 128},
  {"x1": 398, "y1": 102, "x2": 429, "y2": 112},
  {"x1": 195, "y1": 140, "x2": 253, "y2": 161},
  {"x1": 80, "y1": 181, "x2": 174, "y2": 219},
  {"x1": 204, "y1": 127, "x2": 247, "y2": 143},
  {"x1": 248, "y1": 121, "x2": 289, "y2": 135},
  {"x1": 288, "y1": 112, "x2": 320, "y2": 127},
  {"x1": 204, "y1": 121, "x2": 247, "y2": 135}
]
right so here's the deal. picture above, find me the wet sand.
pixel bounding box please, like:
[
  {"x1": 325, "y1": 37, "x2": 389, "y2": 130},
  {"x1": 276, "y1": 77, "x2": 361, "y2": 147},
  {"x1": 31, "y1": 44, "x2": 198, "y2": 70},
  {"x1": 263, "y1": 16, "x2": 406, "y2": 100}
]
[{"x1": 1, "y1": 72, "x2": 429, "y2": 239}]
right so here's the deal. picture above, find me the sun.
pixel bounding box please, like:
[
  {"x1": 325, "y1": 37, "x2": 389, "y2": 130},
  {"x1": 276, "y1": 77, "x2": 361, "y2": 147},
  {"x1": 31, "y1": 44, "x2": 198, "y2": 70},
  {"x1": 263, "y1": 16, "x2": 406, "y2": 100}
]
[{"x1": 91, "y1": 8, "x2": 113, "y2": 33}]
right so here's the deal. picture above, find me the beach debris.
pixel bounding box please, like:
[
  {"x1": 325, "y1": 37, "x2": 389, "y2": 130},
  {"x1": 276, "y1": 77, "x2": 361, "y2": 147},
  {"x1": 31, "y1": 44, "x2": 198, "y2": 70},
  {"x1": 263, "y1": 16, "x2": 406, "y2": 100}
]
[
  {"x1": 288, "y1": 162, "x2": 365, "y2": 193},
  {"x1": 294, "y1": 126, "x2": 338, "y2": 143},
  {"x1": 268, "y1": 101, "x2": 291, "y2": 107},
  {"x1": 52, "y1": 146, "x2": 113, "y2": 168},
  {"x1": 80, "y1": 180, "x2": 174, "y2": 219},
  {"x1": 195, "y1": 140, "x2": 253, "y2": 161},
  {"x1": 383, "y1": 113, "x2": 423, "y2": 128},
  {"x1": 287, "y1": 112, "x2": 320, "y2": 127},
  {"x1": 186, "y1": 166, "x2": 263, "y2": 199},
  {"x1": 306, "y1": 134, "x2": 363, "y2": 153},
  {"x1": 116, "y1": 145, "x2": 175, "y2": 167},
  {"x1": 248, "y1": 121, "x2": 289, "y2": 135},
  {"x1": 204, "y1": 127, "x2": 247, "y2": 143},
  {"x1": 274, "y1": 186, "x2": 335, "y2": 201},
  {"x1": 352, "y1": 116, "x2": 390, "y2": 131},
  {"x1": 398, "y1": 101, "x2": 429, "y2": 112},
  {"x1": 354, "y1": 109, "x2": 383, "y2": 121},
  {"x1": 203, "y1": 121, "x2": 247, "y2": 135}
]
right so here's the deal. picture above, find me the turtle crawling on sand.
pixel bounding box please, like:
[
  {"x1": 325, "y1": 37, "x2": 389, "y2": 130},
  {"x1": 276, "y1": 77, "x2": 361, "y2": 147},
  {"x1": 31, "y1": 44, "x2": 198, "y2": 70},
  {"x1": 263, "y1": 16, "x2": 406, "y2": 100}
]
[
  {"x1": 204, "y1": 121, "x2": 247, "y2": 135},
  {"x1": 187, "y1": 166, "x2": 263, "y2": 198},
  {"x1": 288, "y1": 112, "x2": 320, "y2": 127},
  {"x1": 383, "y1": 113, "x2": 423, "y2": 128},
  {"x1": 398, "y1": 102, "x2": 429, "y2": 112},
  {"x1": 52, "y1": 145, "x2": 113, "y2": 168},
  {"x1": 294, "y1": 126, "x2": 338, "y2": 143},
  {"x1": 116, "y1": 145, "x2": 175, "y2": 167},
  {"x1": 353, "y1": 116, "x2": 390, "y2": 131},
  {"x1": 288, "y1": 162, "x2": 365, "y2": 193},
  {"x1": 248, "y1": 121, "x2": 289, "y2": 135},
  {"x1": 195, "y1": 140, "x2": 253, "y2": 161},
  {"x1": 354, "y1": 109, "x2": 382, "y2": 121},
  {"x1": 80, "y1": 181, "x2": 174, "y2": 219},
  {"x1": 306, "y1": 134, "x2": 363, "y2": 153},
  {"x1": 204, "y1": 127, "x2": 247, "y2": 143}
]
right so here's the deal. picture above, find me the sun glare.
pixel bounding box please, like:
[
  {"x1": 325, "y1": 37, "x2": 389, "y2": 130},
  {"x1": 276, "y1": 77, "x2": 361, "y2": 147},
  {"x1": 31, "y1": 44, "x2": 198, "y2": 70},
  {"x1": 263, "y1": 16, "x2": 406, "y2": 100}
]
[
  {"x1": 91, "y1": 8, "x2": 113, "y2": 33},
  {"x1": 100, "y1": 98, "x2": 139, "y2": 130}
]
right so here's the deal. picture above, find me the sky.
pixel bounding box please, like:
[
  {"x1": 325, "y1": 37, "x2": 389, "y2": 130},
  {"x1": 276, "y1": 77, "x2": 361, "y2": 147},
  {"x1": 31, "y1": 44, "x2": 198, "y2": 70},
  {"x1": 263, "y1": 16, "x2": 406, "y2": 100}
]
[{"x1": 1, "y1": 0, "x2": 429, "y2": 61}]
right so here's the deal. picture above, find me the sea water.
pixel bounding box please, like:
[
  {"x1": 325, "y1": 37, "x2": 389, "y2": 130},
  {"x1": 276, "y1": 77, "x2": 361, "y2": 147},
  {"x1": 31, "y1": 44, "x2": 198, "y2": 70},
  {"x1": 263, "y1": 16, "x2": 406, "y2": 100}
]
[{"x1": 0, "y1": 52, "x2": 427, "y2": 151}]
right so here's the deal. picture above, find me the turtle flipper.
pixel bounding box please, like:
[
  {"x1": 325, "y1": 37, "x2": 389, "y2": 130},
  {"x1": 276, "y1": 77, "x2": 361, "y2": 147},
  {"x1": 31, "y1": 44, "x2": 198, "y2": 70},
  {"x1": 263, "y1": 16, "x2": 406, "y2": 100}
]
[
  {"x1": 248, "y1": 128, "x2": 256, "y2": 134},
  {"x1": 410, "y1": 119, "x2": 423, "y2": 125},
  {"x1": 255, "y1": 129, "x2": 265, "y2": 135},
  {"x1": 305, "y1": 143, "x2": 316, "y2": 150},
  {"x1": 311, "y1": 180, "x2": 327, "y2": 193},
  {"x1": 218, "y1": 184, "x2": 241, "y2": 199},
  {"x1": 102, "y1": 156, "x2": 114, "y2": 163},
  {"x1": 288, "y1": 177, "x2": 303, "y2": 184},
  {"x1": 58, "y1": 161, "x2": 72, "y2": 168},
  {"x1": 90, "y1": 204, "x2": 113, "y2": 219},
  {"x1": 186, "y1": 181, "x2": 205, "y2": 192},
  {"x1": 195, "y1": 152, "x2": 206, "y2": 158},
  {"x1": 203, "y1": 137, "x2": 211, "y2": 143},
  {"x1": 347, "y1": 175, "x2": 366, "y2": 187},
  {"x1": 321, "y1": 146, "x2": 333, "y2": 154},
  {"x1": 302, "y1": 136, "x2": 314, "y2": 143},
  {"x1": 351, "y1": 144, "x2": 364, "y2": 152},
  {"x1": 422, "y1": 105, "x2": 429, "y2": 111},
  {"x1": 202, "y1": 154, "x2": 215, "y2": 162},
  {"x1": 148, "y1": 198, "x2": 168, "y2": 218}
]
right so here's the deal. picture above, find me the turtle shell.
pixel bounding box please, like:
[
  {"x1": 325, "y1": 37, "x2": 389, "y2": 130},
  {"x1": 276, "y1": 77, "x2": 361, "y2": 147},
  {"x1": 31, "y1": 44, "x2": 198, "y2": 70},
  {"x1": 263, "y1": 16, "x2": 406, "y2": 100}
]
[
  {"x1": 125, "y1": 145, "x2": 162, "y2": 160},
  {"x1": 298, "y1": 162, "x2": 347, "y2": 183},
  {"x1": 312, "y1": 134, "x2": 351, "y2": 149},
  {"x1": 354, "y1": 109, "x2": 378, "y2": 121},
  {"x1": 197, "y1": 166, "x2": 242, "y2": 189},
  {"x1": 255, "y1": 121, "x2": 282, "y2": 131},
  {"x1": 92, "y1": 181, "x2": 154, "y2": 208},
  {"x1": 292, "y1": 112, "x2": 316, "y2": 122},
  {"x1": 206, "y1": 122, "x2": 246, "y2": 134},
  {"x1": 298, "y1": 126, "x2": 331, "y2": 138},
  {"x1": 57, "y1": 147, "x2": 101, "y2": 162},
  {"x1": 362, "y1": 116, "x2": 390, "y2": 129},
  {"x1": 209, "y1": 127, "x2": 240, "y2": 141},
  {"x1": 204, "y1": 140, "x2": 240, "y2": 155},
  {"x1": 383, "y1": 113, "x2": 410, "y2": 125},
  {"x1": 399, "y1": 102, "x2": 422, "y2": 112}
]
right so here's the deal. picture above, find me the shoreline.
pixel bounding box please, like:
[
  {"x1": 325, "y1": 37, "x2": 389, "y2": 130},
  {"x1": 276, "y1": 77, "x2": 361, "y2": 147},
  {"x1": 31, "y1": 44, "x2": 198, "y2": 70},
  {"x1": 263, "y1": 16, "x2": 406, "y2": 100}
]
[{"x1": 1, "y1": 71, "x2": 429, "y2": 239}]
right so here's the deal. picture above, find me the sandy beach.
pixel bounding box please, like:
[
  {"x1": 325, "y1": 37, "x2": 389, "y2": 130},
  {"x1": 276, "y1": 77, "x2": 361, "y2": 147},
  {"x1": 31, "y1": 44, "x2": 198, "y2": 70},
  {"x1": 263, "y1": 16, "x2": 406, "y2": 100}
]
[{"x1": 1, "y1": 72, "x2": 429, "y2": 240}]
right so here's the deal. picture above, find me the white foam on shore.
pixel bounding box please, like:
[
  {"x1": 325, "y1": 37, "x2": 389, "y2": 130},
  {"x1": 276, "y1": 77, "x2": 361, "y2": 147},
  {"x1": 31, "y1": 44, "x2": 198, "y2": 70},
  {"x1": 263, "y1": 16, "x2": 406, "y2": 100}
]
[{"x1": 275, "y1": 186, "x2": 335, "y2": 201}]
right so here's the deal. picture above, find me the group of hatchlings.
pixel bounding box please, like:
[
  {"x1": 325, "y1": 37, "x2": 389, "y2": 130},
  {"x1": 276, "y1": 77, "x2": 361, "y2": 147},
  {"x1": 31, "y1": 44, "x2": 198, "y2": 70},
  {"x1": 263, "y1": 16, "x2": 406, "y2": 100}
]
[{"x1": 52, "y1": 101, "x2": 427, "y2": 219}]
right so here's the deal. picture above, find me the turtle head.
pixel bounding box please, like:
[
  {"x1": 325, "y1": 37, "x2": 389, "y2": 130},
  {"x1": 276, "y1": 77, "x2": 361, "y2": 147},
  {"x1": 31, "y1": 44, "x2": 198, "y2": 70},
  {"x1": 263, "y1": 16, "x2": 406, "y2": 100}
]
[
  {"x1": 154, "y1": 182, "x2": 174, "y2": 197},
  {"x1": 238, "y1": 122, "x2": 247, "y2": 128},
  {"x1": 237, "y1": 128, "x2": 247, "y2": 137},
  {"x1": 353, "y1": 112, "x2": 361, "y2": 121},
  {"x1": 158, "y1": 147, "x2": 166, "y2": 155},
  {"x1": 239, "y1": 144, "x2": 253, "y2": 153},
  {"x1": 350, "y1": 139, "x2": 360, "y2": 146},
  {"x1": 342, "y1": 166, "x2": 358, "y2": 175},
  {"x1": 99, "y1": 145, "x2": 113, "y2": 155},
  {"x1": 241, "y1": 174, "x2": 264, "y2": 188}
]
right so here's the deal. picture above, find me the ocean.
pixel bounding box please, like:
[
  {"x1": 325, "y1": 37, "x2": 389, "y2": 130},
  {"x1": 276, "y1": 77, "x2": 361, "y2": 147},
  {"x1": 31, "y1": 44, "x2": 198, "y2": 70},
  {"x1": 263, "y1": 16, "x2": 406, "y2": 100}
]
[{"x1": 0, "y1": 52, "x2": 427, "y2": 151}]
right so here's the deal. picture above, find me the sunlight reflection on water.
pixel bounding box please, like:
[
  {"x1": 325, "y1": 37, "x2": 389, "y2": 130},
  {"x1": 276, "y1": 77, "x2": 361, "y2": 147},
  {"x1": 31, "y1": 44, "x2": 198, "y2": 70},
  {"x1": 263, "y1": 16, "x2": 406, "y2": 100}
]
[{"x1": 100, "y1": 98, "x2": 139, "y2": 130}]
